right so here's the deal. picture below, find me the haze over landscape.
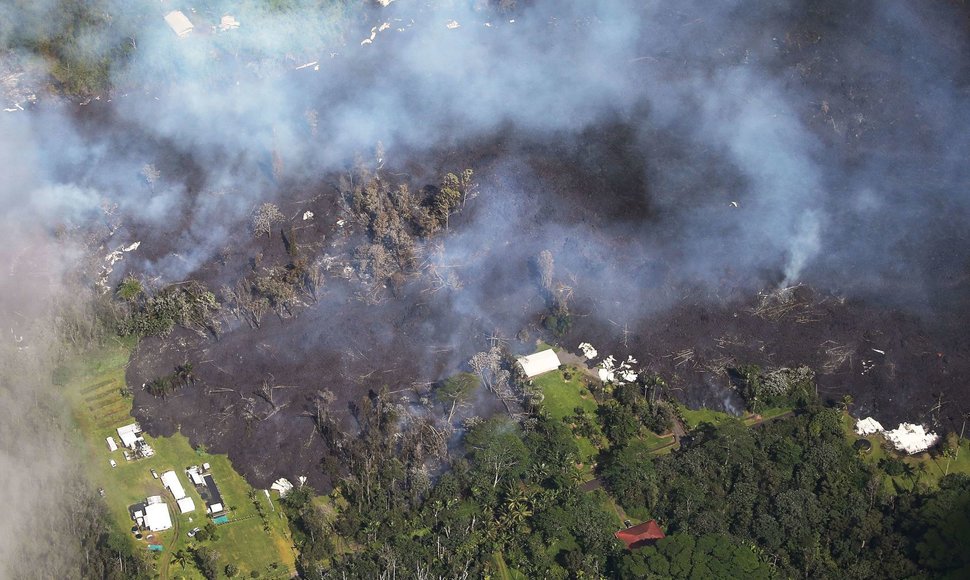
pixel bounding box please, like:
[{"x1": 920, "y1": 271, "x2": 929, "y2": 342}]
[{"x1": 1, "y1": 1, "x2": 969, "y2": 578}]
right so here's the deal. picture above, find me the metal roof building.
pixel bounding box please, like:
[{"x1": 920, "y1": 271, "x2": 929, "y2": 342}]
[{"x1": 516, "y1": 349, "x2": 562, "y2": 378}]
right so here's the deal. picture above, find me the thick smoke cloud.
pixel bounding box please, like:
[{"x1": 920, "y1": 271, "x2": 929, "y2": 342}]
[
  {"x1": 0, "y1": 115, "x2": 94, "y2": 576},
  {"x1": 23, "y1": 0, "x2": 959, "y2": 318}
]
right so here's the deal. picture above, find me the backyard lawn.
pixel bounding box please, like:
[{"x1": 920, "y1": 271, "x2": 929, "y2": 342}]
[
  {"x1": 533, "y1": 366, "x2": 596, "y2": 420},
  {"x1": 63, "y1": 340, "x2": 297, "y2": 579}
]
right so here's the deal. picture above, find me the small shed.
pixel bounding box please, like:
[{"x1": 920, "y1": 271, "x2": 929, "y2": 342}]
[
  {"x1": 186, "y1": 466, "x2": 205, "y2": 486},
  {"x1": 106, "y1": 437, "x2": 118, "y2": 452},
  {"x1": 164, "y1": 11, "x2": 194, "y2": 37},
  {"x1": 516, "y1": 349, "x2": 562, "y2": 378},
  {"x1": 615, "y1": 520, "x2": 666, "y2": 550}
]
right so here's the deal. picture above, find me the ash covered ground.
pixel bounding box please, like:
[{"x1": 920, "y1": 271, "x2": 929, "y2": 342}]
[{"x1": 20, "y1": 1, "x2": 967, "y2": 488}]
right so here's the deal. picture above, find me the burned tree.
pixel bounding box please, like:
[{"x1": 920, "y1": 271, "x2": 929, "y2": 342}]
[
  {"x1": 141, "y1": 163, "x2": 160, "y2": 191},
  {"x1": 536, "y1": 250, "x2": 554, "y2": 295},
  {"x1": 250, "y1": 203, "x2": 285, "y2": 238}
]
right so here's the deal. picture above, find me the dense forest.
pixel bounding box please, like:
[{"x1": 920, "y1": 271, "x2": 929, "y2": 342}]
[{"x1": 279, "y1": 379, "x2": 970, "y2": 579}]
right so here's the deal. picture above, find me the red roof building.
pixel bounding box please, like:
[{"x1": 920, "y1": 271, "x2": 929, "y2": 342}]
[{"x1": 614, "y1": 519, "x2": 666, "y2": 549}]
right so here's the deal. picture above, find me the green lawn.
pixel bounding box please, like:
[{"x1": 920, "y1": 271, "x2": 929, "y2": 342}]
[
  {"x1": 533, "y1": 367, "x2": 597, "y2": 420},
  {"x1": 533, "y1": 367, "x2": 601, "y2": 474},
  {"x1": 640, "y1": 429, "x2": 676, "y2": 455},
  {"x1": 676, "y1": 403, "x2": 792, "y2": 431},
  {"x1": 64, "y1": 341, "x2": 297, "y2": 578},
  {"x1": 677, "y1": 404, "x2": 738, "y2": 430}
]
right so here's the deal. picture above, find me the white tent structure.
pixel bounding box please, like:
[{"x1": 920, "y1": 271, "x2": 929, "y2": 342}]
[
  {"x1": 143, "y1": 499, "x2": 172, "y2": 531},
  {"x1": 161, "y1": 470, "x2": 187, "y2": 499},
  {"x1": 176, "y1": 497, "x2": 196, "y2": 514},
  {"x1": 517, "y1": 349, "x2": 561, "y2": 378},
  {"x1": 164, "y1": 11, "x2": 194, "y2": 37}
]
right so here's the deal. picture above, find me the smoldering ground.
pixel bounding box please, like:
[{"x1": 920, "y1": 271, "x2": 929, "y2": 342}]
[{"x1": 5, "y1": 0, "x2": 970, "y2": 490}]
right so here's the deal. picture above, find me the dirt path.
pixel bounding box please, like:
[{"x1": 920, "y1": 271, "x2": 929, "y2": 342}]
[
  {"x1": 671, "y1": 416, "x2": 687, "y2": 443},
  {"x1": 158, "y1": 497, "x2": 180, "y2": 580}
]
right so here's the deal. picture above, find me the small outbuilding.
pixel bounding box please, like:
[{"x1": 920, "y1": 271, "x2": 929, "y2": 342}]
[
  {"x1": 186, "y1": 466, "x2": 205, "y2": 486},
  {"x1": 615, "y1": 520, "x2": 666, "y2": 550},
  {"x1": 516, "y1": 349, "x2": 562, "y2": 378},
  {"x1": 106, "y1": 437, "x2": 118, "y2": 452}
]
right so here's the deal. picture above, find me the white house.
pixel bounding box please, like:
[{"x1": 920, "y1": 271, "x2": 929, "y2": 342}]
[
  {"x1": 161, "y1": 470, "x2": 187, "y2": 500},
  {"x1": 164, "y1": 11, "x2": 194, "y2": 37},
  {"x1": 516, "y1": 349, "x2": 562, "y2": 378}
]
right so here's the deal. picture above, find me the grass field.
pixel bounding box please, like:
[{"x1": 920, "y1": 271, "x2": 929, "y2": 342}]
[
  {"x1": 533, "y1": 366, "x2": 597, "y2": 420},
  {"x1": 677, "y1": 403, "x2": 792, "y2": 431},
  {"x1": 63, "y1": 340, "x2": 297, "y2": 579},
  {"x1": 677, "y1": 405, "x2": 739, "y2": 430},
  {"x1": 533, "y1": 366, "x2": 601, "y2": 473}
]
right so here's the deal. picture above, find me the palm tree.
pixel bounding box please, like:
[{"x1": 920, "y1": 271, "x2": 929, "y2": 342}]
[
  {"x1": 499, "y1": 488, "x2": 533, "y2": 533},
  {"x1": 840, "y1": 394, "x2": 854, "y2": 413}
]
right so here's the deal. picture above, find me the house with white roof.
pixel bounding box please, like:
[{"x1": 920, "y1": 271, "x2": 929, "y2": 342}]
[
  {"x1": 516, "y1": 349, "x2": 562, "y2": 378},
  {"x1": 164, "y1": 11, "x2": 194, "y2": 37},
  {"x1": 135, "y1": 496, "x2": 173, "y2": 531},
  {"x1": 161, "y1": 470, "x2": 187, "y2": 500}
]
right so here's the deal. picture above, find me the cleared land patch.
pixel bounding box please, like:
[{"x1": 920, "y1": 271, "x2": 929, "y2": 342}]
[{"x1": 64, "y1": 342, "x2": 297, "y2": 578}]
